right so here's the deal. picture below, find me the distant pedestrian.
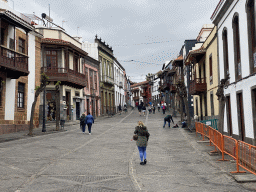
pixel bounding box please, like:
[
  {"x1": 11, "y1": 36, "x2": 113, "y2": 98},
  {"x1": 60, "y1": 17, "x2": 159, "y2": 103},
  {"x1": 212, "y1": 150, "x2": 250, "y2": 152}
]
[
  {"x1": 162, "y1": 104, "x2": 166, "y2": 114},
  {"x1": 85, "y1": 113, "x2": 94, "y2": 135},
  {"x1": 153, "y1": 105, "x2": 155, "y2": 114},
  {"x1": 134, "y1": 121, "x2": 150, "y2": 165},
  {"x1": 157, "y1": 103, "x2": 160, "y2": 112},
  {"x1": 118, "y1": 104, "x2": 122, "y2": 115},
  {"x1": 138, "y1": 104, "x2": 142, "y2": 116},
  {"x1": 163, "y1": 114, "x2": 174, "y2": 128},
  {"x1": 79, "y1": 113, "x2": 86, "y2": 133},
  {"x1": 142, "y1": 105, "x2": 146, "y2": 116}
]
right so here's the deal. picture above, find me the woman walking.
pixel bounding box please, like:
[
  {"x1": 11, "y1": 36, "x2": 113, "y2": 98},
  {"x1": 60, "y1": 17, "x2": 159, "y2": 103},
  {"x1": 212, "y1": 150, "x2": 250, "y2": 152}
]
[
  {"x1": 85, "y1": 113, "x2": 94, "y2": 135},
  {"x1": 134, "y1": 121, "x2": 150, "y2": 165},
  {"x1": 80, "y1": 113, "x2": 86, "y2": 133}
]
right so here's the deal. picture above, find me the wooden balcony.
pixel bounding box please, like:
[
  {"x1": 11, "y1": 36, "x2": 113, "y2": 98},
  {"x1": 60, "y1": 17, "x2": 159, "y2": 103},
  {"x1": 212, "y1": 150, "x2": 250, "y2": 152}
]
[
  {"x1": 0, "y1": 46, "x2": 29, "y2": 79},
  {"x1": 133, "y1": 96, "x2": 139, "y2": 101},
  {"x1": 141, "y1": 91, "x2": 147, "y2": 97},
  {"x1": 189, "y1": 77, "x2": 207, "y2": 95},
  {"x1": 163, "y1": 82, "x2": 171, "y2": 91},
  {"x1": 170, "y1": 84, "x2": 176, "y2": 93},
  {"x1": 41, "y1": 67, "x2": 86, "y2": 89}
]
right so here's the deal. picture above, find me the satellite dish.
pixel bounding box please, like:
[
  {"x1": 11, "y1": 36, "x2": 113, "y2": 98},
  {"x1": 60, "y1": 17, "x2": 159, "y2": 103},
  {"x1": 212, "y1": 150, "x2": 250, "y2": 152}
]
[{"x1": 41, "y1": 13, "x2": 46, "y2": 19}]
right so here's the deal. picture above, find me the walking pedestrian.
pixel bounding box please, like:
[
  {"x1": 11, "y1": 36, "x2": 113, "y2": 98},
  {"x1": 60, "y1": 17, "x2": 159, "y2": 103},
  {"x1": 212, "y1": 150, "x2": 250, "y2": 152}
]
[
  {"x1": 85, "y1": 113, "x2": 94, "y2": 135},
  {"x1": 138, "y1": 104, "x2": 142, "y2": 116},
  {"x1": 162, "y1": 104, "x2": 166, "y2": 114},
  {"x1": 142, "y1": 105, "x2": 146, "y2": 116},
  {"x1": 153, "y1": 105, "x2": 155, "y2": 114},
  {"x1": 134, "y1": 121, "x2": 150, "y2": 165},
  {"x1": 79, "y1": 113, "x2": 86, "y2": 133},
  {"x1": 157, "y1": 103, "x2": 160, "y2": 112},
  {"x1": 118, "y1": 104, "x2": 122, "y2": 115},
  {"x1": 163, "y1": 114, "x2": 174, "y2": 128}
]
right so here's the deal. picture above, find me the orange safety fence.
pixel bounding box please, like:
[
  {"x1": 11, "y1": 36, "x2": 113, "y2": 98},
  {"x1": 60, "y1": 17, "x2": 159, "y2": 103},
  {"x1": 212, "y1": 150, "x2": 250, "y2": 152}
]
[
  {"x1": 209, "y1": 127, "x2": 222, "y2": 152},
  {"x1": 203, "y1": 124, "x2": 210, "y2": 139},
  {"x1": 195, "y1": 122, "x2": 205, "y2": 140},
  {"x1": 237, "y1": 141, "x2": 256, "y2": 175}
]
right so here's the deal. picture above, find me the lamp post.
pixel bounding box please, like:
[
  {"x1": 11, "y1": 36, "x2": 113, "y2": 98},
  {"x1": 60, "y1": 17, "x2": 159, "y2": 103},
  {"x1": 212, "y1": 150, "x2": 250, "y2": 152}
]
[{"x1": 42, "y1": 88, "x2": 46, "y2": 132}]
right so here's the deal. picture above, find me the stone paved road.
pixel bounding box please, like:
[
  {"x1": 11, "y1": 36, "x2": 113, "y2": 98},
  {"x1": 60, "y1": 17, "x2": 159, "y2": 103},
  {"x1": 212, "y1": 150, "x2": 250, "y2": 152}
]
[{"x1": 1, "y1": 110, "x2": 256, "y2": 191}]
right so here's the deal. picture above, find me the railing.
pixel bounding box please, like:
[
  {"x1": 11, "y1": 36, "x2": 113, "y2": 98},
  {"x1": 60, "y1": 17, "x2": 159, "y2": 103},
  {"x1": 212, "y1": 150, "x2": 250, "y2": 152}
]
[
  {"x1": 195, "y1": 122, "x2": 256, "y2": 175},
  {"x1": 0, "y1": 46, "x2": 29, "y2": 76},
  {"x1": 200, "y1": 119, "x2": 218, "y2": 130},
  {"x1": 189, "y1": 77, "x2": 206, "y2": 95},
  {"x1": 119, "y1": 81, "x2": 123, "y2": 88},
  {"x1": 41, "y1": 67, "x2": 86, "y2": 88},
  {"x1": 102, "y1": 75, "x2": 114, "y2": 85}
]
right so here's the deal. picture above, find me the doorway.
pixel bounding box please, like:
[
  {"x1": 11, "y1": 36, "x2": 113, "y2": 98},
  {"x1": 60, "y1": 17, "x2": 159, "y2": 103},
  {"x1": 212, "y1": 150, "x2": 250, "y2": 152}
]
[
  {"x1": 87, "y1": 99, "x2": 90, "y2": 115},
  {"x1": 237, "y1": 93, "x2": 245, "y2": 141},
  {"x1": 76, "y1": 101, "x2": 80, "y2": 120},
  {"x1": 66, "y1": 91, "x2": 71, "y2": 120}
]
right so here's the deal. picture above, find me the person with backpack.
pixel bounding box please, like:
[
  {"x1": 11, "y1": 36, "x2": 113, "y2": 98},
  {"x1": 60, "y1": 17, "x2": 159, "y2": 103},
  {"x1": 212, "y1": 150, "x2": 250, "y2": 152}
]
[
  {"x1": 80, "y1": 113, "x2": 86, "y2": 133},
  {"x1": 163, "y1": 114, "x2": 174, "y2": 128},
  {"x1": 134, "y1": 121, "x2": 150, "y2": 165},
  {"x1": 162, "y1": 104, "x2": 166, "y2": 114},
  {"x1": 85, "y1": 113, "x2": 94, "y2": 135}
]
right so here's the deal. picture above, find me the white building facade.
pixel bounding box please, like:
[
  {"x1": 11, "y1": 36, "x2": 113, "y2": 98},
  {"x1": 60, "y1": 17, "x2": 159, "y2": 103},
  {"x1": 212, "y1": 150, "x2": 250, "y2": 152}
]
[
  {"x1": 212, "y1": 0, "x2": 256, "y2": 145},
  {"x1": 114, "y1": 59, "x2": 125, "y2": 111}
]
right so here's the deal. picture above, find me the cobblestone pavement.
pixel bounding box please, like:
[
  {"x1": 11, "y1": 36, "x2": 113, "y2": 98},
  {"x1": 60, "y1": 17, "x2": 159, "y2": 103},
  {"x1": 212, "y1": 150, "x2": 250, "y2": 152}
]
[{"x1": 1, "y1": 109, "x2": 256, "y2": 191}]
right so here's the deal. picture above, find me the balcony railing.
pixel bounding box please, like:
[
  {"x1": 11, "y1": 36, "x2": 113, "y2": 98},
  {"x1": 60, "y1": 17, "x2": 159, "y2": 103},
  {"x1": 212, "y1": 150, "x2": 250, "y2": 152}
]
[
  {"x1": 133, "y1": 96, "x2": 139, "y2": 100},
  {"x1": 189, "y1": 77, "x2": 207, "y2": 95},
  {"x1": 170, "y1": 84, "x2": 176, "y2": 93},
  {"x1": 102, "y1": 75, "x2": 114, "y2": 85},
  {"x1": 119, "y1": 81, "x2": 123, "y2": 88},
  {"x1": 41, "y1": 67, "x2": 86, "y2": 89},
  {"x1": 0, "y1": 46, "x2": 29, "y2": 79},
  {"x1": 140, "y1": 91, "x2": 147, "y2": 97}
]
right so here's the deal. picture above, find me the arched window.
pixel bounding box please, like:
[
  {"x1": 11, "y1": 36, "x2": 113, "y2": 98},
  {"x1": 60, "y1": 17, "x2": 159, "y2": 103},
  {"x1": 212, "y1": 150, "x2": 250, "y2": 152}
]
[
  {"x1": 222, "y1": 28, "x2": 229, "y2": 80},
  {"x1": 246, "y1": 0, "x2": 256, "y2": 73},
  {"x1": 233, "y1": 14, "x2": 242, "y2": 80}
]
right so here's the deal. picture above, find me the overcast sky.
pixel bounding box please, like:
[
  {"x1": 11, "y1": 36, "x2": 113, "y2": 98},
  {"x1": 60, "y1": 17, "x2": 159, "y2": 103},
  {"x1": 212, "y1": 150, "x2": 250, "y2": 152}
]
[{"x1": 8, "y1": 0, "x2": 219, "y2": 82}]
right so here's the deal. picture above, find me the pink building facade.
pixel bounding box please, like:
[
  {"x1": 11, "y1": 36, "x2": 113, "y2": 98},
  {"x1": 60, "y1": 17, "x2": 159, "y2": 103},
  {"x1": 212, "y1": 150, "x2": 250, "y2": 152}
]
[{"x1": 83, "y1": 56, "x2": 100, "y2": 117}]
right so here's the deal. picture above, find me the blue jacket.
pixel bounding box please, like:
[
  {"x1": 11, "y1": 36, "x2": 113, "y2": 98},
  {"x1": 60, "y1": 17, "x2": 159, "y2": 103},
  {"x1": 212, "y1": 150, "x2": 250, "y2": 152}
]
[{"x1": 85, "y1": 114, "x2": 94, "y2": 124}]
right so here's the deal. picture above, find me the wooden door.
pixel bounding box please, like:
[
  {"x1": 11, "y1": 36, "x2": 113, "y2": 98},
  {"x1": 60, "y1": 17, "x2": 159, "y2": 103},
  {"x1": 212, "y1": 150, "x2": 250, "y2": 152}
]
[
  {"x1": 226, "y1": 96, "x2": 232, "y2": 136},
  {"x1": 237, "y1": 93, "x2": 245, "y2": 141}
]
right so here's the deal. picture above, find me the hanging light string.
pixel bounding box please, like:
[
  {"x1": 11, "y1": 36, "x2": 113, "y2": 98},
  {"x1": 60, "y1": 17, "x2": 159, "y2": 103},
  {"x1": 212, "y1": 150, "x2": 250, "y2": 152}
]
[
  {"x1": 113, "y1": 39, "x2": 183, "y2": 47},
  {"x1": 120, "y1": 60, "x2": 163, "y2": 66}
]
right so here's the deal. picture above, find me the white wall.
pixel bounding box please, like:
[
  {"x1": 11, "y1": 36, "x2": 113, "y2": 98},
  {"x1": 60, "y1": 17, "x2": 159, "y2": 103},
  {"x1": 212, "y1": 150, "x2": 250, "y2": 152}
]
[
  {"x1": 216, "y1": 0, "x2": 255, "y2": 139},
  {"x1": 82, "y1": 42, "x2": 98, "y2": 60},
  {"x1": 27, "y1": 33, "x2": 36, "y2": 120},
  {"x1": 5, "y1": 78, "x2": 15, "y2": 120}
]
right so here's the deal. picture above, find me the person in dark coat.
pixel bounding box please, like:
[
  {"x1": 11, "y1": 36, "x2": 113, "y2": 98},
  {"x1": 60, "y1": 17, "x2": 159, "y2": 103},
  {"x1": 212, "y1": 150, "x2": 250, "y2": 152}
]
[
  {"x1": 79, "y1": 113, "x2": 86, "y2": 133},
  {"x1": 134, "y1": 121, "x2": 150, "y2": 165},
  {"x1": 138, "y1": 104, "x2": 142, "y2": 116},
  {"x1": 118, "y1": 104, "x2": 122, "y2": 115},
  {"x1": 85, "y1": 113, "x2": 94, "y2": 135},
  {"x1": 163, "y1": 114, "x2": 174, "y2": 128}
]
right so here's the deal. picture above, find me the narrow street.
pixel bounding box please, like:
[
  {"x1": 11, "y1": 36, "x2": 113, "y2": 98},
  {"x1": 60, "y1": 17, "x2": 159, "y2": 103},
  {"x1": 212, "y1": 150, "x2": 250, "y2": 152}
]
[{"x1": 0, "y1": 110, "x2": 255, "y2": 192}]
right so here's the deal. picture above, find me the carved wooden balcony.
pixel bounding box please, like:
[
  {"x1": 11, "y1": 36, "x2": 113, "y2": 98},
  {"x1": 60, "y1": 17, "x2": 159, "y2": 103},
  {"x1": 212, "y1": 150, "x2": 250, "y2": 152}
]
[
  {"x1": 140, "y1": 91, "x2": 147, "y2": 97},
  {"x1": 41, "y1": 67, "x2": 86, "y2": 89},
  {"x1": 170, "y1": 84, "x2": 176, "y2": 93},
  {"x1": 133, "y1": 96, "x2": 139, "y2": 100},
  {"x1": 0, "y1": 46, "x2": 29, "y2": 79},
  {"x1": 189, "y1": 77, "x2": 207, "y2": 95},
  {"x1": 162, "y1": 82, "x2": 171, "y2": 91}
]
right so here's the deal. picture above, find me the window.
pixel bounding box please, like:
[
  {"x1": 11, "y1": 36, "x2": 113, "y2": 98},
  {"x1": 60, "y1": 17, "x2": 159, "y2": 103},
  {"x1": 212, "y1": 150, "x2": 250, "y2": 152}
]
[
  {"x1": 233, "y1": 14, "x2": 242, "y2": 80},
  {"x1": 210, "y1": 93, "x2": 214, "y2": 116},
  {"x1": 18, "y1": 82, "x2": 25, "y2": 108},
  {"x1": 9, "y1": 38, "x2": 15, "y2": 50},
  {"x1": 1, "y1": 28, "x2": 4, "y2": 45},
  {"x1": 85, "y1": 67, "x2": 88, "y2": 88},
  {"x1": 222, "y1": 29, "x2": 229, "y2": 80},
  {"x1": 18, "y1": 38, "x2": 25, "y2": 54},
  {"x1": 46, "y1": 50, "x2": 57, "y2": 68},
  {"x1": 246, "y1": 0, "x2": 256, "y2": 73},
  {"x1": 252, "y1": 89, "x2": 256, "y2": 135},
  {"x1": 209, "y1": 55, "x2": 213, "y2": 83},
  {"x1": 0, "y1": 78, "x2": 2, "y2": 106},
  {"x1": 89, "y1": 70, "x2": 93, "y2": 90},
  {"x1": 94, "y1": 73, "x2": 97, "y2": 89}
]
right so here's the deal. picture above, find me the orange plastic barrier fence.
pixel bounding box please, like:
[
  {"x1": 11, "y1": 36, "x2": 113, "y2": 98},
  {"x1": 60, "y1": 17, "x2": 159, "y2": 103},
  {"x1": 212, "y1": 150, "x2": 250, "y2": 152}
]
[
  {"x1": 195, "y1": 122, "x2": 256, "y2": 174},
  {"x1": 238, "y1": 141, "x2": 256, "y2": 175},
  {"x1": 209, "y1": 127, "x2": 222, "y2": 152}
]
